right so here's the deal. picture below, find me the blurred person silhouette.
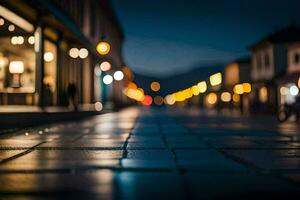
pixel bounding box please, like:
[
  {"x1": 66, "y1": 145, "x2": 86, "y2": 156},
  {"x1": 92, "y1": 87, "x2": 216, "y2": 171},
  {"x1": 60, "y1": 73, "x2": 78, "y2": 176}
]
[
  {"x1": 44, "y1": 83, "x2": 53, "y2": 106},
  {"x1": 67, "y1": 82, "x2": 78, "y2": 111}
]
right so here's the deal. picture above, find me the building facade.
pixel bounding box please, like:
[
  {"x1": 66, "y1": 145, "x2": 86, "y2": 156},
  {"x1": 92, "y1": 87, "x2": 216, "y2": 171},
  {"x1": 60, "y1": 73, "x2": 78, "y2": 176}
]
[
  {"x1": 249, "y1": 27, "x2": 300, "y2": 113},
  {"x1": 0, "y1": 0, "x2": 124, "y2": 108},
  {"x1": 223, "y1": 58, "x2": 251, "y2": 113}
]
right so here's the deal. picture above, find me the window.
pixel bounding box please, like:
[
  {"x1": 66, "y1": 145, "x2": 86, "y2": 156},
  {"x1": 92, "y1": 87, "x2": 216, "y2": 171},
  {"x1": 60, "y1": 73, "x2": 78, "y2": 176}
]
[
  {"x1": 264, "y1": 54, "x2": 270, "y2": 68},
  {"x1": 256, "y1": 54, "x2": 262, "y2": 70},
  {"x1": 0, "y1": 16, "x2": 35, "y2": 95},
  {"x1": 294, "y1": 52, "x2": 300, "y2": 64},
  {"x1": 43, "y1": 40, "x2": 57, "y2": 105}
]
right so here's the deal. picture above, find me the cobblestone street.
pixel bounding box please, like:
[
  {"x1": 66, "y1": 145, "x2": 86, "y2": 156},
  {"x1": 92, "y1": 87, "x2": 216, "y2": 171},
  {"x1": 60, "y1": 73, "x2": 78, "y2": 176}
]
[{"x1": 0, "y1": 108, "x2": 300, "y2": 199}]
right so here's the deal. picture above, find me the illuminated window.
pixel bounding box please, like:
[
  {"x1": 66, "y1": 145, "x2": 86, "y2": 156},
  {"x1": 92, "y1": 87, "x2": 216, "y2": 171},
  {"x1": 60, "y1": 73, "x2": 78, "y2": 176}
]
[
  {"x1": 43, "y1": 40, "x2": 57, "y2": 105},
  {"x1": 0, "y1": 11, "x2": 36, "y2": 105},
  {"x1": 259, "y1": 86, "x2": 268, "y2": 103}
]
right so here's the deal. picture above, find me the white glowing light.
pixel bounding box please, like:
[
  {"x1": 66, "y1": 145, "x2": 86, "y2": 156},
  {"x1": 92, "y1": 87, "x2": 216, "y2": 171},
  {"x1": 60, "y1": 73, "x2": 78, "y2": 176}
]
[
  {"x1": 8, "y1": 24, "x2": 15, "y2": 32},
  {"x1": 9, "y1": 61, "x2": 24, "y2": 74},
  {"x1": 103, "y1": 75, "x2": 113, "y2": 85},
  {"x1": 94, "y1": 67, "x2": 102, "y2": 77},
  {"x1": 17, "y1": 36, "x2": 24, "y2": 44},
  {"x1": 44, "y1": 52, "x2": 54, "y2": 62},
  {"x1": 28, "y1": 36, "x2": 35, "y2": 44},
  {"x1": 113, "y1": 71, "x2": 124, "y2": 81},
  {"x1": 11, "y1": 36, "x2": 18, "y2": 45},
  {"x1": 290, "y1": 85, "x2": 299, "y2": 96},
  {"x1": 95, "y1": 102, "x2": 103, "y2": 111},
  {"x1": 79, "y1": 48, "x2": 88, "y2": 59},
  {"x1": 69, "y1": 48, "x2": 79, "y2": 58}
]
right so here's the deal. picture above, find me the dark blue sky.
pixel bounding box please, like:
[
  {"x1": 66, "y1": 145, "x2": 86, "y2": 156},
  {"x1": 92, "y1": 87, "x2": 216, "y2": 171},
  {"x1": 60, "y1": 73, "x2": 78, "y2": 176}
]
[{"x1": 112, "y1": 0, "x2": 300, "y2": 77}]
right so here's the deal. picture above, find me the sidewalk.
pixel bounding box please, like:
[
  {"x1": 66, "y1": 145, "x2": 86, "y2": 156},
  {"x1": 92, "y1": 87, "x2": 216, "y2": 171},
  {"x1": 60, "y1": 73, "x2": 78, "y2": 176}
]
[
  {"x1": 0, "y1": 107, "x2": 300, "y2": 199},
  {"x1": 0, "y1": 104, "x2": 107, "y2": 132}
]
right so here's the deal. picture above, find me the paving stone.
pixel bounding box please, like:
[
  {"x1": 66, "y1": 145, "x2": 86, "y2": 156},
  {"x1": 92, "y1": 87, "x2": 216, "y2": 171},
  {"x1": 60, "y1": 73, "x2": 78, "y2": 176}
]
[
  {"x1": 127, "y1": 141, "x2": 165, "y2": 149},
  {"x1": 0, "y1": 170, "x2": 116, "y2": 200},
  {"x1": 0, "y1": 139, "x2": 43, "y2": 149},
  {"x1": 183, "y1": 173, "x2": 300, "y2": 199},
  {"x1": 116, "y1": 172, "x2": 185, "y2": 200},
  {"x1": 38, "y1": 140, "x2": 124, "y2": 150},
  {"x1": 12, "y1": 150, "x2": 123, "y2": 161},
  {"x1": 121, "y1": 159, "x2": 175, "y2": 170},
  {"x1": 127, "y1": 150, "x2": 173, "y2": 160},
  {"x1": 0, "y1": 150, "x2": 25, "y2": 161},
  {"x1": 225, "y1": 149, "x2": 300, "y2": 171},
  {"x1": 175, "y1": 150, "x2": 247, "y2": 172},
  {"x1": 0, "y1": 159, "x2": 120, "y2": 171}
]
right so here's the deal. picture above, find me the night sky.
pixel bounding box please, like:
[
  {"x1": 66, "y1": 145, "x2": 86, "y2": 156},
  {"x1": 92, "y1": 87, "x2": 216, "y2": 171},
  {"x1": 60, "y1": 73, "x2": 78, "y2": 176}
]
[{"x1": 112, "y1": 0, "x2": 300, "y2": 77}]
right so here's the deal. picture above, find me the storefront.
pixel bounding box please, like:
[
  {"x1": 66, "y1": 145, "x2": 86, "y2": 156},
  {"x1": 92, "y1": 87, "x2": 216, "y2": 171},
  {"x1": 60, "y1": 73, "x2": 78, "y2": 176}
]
[
  {"x1": 0, "y1": 3, "x2": 92, "y2": 107},
  {"x1": 0, "y1": 7, "x2": 36, "y2": 105}
]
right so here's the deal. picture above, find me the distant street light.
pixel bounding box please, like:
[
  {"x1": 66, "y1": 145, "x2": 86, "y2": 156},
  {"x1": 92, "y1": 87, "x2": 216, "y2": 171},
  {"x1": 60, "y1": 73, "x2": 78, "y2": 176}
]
[
  {"x1": 103, "y1": 74, "x2": 113, "y2": 85},
  {"x1": 150, "y1": 81, "x2": 160, "y2": 92},
  {"x1": 209, "y1": 72, "x2": 222, "y2": 86},
  {"x1": 96, "y1": 41, "x2": 111, "y2": 56},
  {"x1": 113, "y1": 71, "x2": 124, "y2": 81},
  {"x1": 100, "y1": 61, "x2": 112, "y2": 72}
]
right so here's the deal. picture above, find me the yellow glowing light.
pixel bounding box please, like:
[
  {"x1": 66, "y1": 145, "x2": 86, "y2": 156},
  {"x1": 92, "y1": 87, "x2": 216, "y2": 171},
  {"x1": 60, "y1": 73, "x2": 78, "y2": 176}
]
[
  {"x1": 232, "y1": 93, "x2": 240, "y2": 103},
  {"x1": 206, "y1": 92, "x2": 217, "y2": 105},
  {"x1": 191, "y1": 85, "x2": 200, "y2": 96},
  {"x1": 124, "y1": 87, "x2": 145, "y2": 102},
  {"x1": 233, "y1": 84, "x2": 244, "y2": 95},
  {"x1": 0, "y1": 56, "x2": 8, "y2": 68},
  {"x1": 150, "y1": 82, "x2": 160, "y2": 92},
  {"x1": 298, "y1": 77, "x2": 300, "y2": 88},
  {"x1": 0, "y1": 18, "x2": 4, "y2": 26},
  {"x1": 137, "y1": 88, "x2": 144, "y2": 94},
  {"x1": 209, "y1": 72, "x2": 222, "y2": 86},
  {"x1": 242, "y1": 83, "x2": 251, "y2": 93},
  {"x1": 96, "y1": 41, "x2": 111, "y2": 55},
  {"x1": 154, "y1": 96, "x2": 164, "y2": 105},
  {"x1": 198, "y1": 81, "x2": 207, "y2": 93},
  {"x1": 127, "y1": 82, "x2": 137, "y2": 90},
  {"x1": 164, "y1": 95, "x2": 175, "y2": 105},
  {"x1": 221, "y1": 92, "x2": 231, "y2": 102},
  {"x1": 259, "y1": 86, "x2": 268, "y2": 103}
]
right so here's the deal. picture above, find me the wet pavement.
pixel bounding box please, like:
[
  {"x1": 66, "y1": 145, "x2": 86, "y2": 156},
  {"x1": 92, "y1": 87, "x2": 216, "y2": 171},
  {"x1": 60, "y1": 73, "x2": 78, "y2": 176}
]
[{"x1": 1, "y1": 107, "x2": 300, "y2": 199}]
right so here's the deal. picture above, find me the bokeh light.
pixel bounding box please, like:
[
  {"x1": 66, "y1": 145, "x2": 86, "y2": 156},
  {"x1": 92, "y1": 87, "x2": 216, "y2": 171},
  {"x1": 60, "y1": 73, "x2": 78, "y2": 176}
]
[
  {"x1": 103, "y1": 74, "x2": 113, "y2": 85},
  {"x1": 154, "y1": 96, "x2": 164, "y2": 105},
  {"x1": 100, "y1": 61, "x2": 112, "y2": 72},
  {"x1": 150, "y1": 81, "x2": 160, "y2": 92},
  {"x1": 96, "y1": 41, "x2": 110, "y2": 55}
]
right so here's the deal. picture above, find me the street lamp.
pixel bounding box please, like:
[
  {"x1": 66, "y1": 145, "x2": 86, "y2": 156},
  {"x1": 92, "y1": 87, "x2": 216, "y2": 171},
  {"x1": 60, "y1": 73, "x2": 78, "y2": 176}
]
[
  {"x1": 96, "y1": 41, "x2": 111, "y2": 56},
  {"x1": 9, "y1": 61, "x2": 24, "y2": 88}
]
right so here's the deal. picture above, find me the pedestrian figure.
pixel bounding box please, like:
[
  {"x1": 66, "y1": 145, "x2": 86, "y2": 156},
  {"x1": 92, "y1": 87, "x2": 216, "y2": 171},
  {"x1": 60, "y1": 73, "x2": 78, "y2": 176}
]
[{"x1": 67, "y1": 82, "x2": 78, "y2": 111}]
